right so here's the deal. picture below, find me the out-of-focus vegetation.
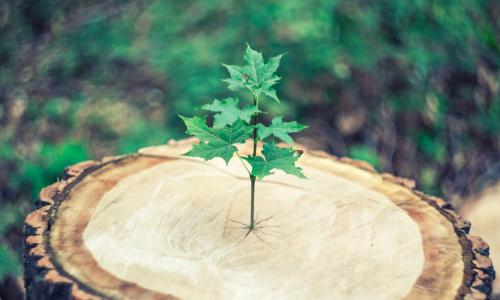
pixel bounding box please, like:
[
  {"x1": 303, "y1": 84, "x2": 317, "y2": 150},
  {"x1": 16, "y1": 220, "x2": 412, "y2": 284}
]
[{"x1": 0, "y1": 0, "x2": 499, "y2": 295}]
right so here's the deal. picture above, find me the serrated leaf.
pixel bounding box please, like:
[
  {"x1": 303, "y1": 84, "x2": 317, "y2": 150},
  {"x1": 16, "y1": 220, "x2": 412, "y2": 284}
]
[
  {"x1": 262, "y1": 89, "x2": 279, "y2": 103},
  {"x1": 244, "y1": 141, "x2": 305, "y2": 179},
  {"x1": 256, "y1": 116, "x2": 308, "y2": 144},
  {"x1": 201, "y1": 98, "x2": 259, "y2": 128},
  {"x1": 221, "y1": 64, "x2": 248, "y2": 91},
  {"x1": 223, "y1": 44, "x2": 284, "y2": 102},
  {"x1": 179, "y1": 115, "x2": 214, "y2": 141},
  {"x1": 179, "y1": 115, "x2": 253, "y2": 164},
  {"x1": 244, "y1": 44, "x2": 265, "y2": 85}
]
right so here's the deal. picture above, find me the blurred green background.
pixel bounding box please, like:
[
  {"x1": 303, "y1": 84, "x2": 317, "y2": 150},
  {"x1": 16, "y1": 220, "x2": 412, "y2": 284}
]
[{"x1": 0, "y1": 0, "x2": 499, "y2": 297}]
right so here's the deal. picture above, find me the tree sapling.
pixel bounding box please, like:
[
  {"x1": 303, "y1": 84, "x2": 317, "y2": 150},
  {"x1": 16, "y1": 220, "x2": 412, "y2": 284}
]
[{"x1": 179, "y1": 44, "x2": 307, "y2": 232}]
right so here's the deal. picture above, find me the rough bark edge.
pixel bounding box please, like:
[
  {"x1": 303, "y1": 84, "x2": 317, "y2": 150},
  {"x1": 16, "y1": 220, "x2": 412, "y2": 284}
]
[
  {"x1": 24, "y1": 156, "x2": 124, "y2": 300},
  {"x1": 23, "y1": 141, "x2": 495, "y2": 300}
]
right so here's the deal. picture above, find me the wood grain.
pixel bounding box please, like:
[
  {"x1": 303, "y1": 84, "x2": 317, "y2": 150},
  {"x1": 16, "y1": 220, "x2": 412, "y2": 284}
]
[{"x1": 23, "y1": 138, "x2": 494, "y2": 299}]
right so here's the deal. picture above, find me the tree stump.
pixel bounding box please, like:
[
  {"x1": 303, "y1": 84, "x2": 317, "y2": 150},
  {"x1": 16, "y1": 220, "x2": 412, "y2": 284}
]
[{"x1": 24, "y1": 138, "x2": 494, "y2": 300}]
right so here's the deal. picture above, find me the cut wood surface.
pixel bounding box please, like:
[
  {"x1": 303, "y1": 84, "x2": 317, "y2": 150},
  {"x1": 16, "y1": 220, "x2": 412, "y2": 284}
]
[{"x1": 24, "y1": 138, "x2": 494, "y2": 300}]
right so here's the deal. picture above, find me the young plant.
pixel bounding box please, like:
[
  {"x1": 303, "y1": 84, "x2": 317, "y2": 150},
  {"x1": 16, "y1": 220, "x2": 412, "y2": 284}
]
[{"x1": 179, "y1": 44, "x2": 307, "y2": 231}]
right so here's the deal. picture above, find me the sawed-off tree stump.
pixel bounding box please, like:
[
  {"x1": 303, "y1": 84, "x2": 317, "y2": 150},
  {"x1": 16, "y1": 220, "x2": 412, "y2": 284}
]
[{"x1": 24, "y1": 138, "x2": 494, "y2": 300}]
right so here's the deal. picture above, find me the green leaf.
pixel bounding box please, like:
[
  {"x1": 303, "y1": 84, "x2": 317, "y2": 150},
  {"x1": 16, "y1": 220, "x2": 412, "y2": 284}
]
[
  {"x1": 244, "y1": 44, "x2": 265, "y2": 85},
  {"x1": 256, "y1": 116, "x2": 308, "y2": 144},
  {"x1": 179, "y1": 115, "x2": 253, "y2": 164},
  {"x1": 179, "y1": 115, "x2": 216, "y2": 141},
  {"x1": 221, "y1": 64, "x2": 248, "y2": 91},
  {"x1": 223, "y1": 44, "x2": 284, "y2": 102},
  {"x1": 201, "y1": 98, "x2": 259, "y2": 128},
  {"x1": 244, "y1": 141, "x2": 305, "y2": 180}
]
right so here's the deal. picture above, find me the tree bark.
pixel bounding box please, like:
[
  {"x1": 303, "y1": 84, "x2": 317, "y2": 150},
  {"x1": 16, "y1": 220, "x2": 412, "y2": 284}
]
[
  {"x1": 24, "y1": 138, "x2": 494, "y2": 300},
  {"x1": 461, "y1": 182, "x2": 500, "y2": 298}
]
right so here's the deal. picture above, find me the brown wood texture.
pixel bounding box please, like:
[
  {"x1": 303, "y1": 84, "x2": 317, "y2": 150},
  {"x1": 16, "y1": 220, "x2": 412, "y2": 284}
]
[
  {"x1": 461, "y1": 182, "x2": 500, "y2": 298},
  {"x1": 23, "y1": 138, "x2": 494, "y2": 300}
]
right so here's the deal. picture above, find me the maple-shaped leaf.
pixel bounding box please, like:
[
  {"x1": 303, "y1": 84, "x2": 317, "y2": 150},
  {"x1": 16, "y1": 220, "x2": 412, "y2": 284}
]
[
  {"x1": 244, "y1": 141, "x2": 305, "y2": 180},
  {"x1": 256, "y1": 116, "x2": 308, "y2": 144},
  {"x1": 222, "y1": 64, "x2": 248, "y2": 91},
  {"x1": 201, "y1": 98, "x2": 259, "y2": 128},
  {"x1": 223, "y1": 44, "x2": 284, "y2": 102},
  {"x1": 179, "y1": 115, "x2": 253, "y2": 164}
]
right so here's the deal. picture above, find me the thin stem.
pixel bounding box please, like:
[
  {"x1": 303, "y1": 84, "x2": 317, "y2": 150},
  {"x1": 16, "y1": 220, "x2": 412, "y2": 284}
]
[
  {"x1": 250, "y1": 95, "x2": 259, "y2": 230},
  {"x1": 250, "y1": 175, "x2": 255, "y2": 229},
  {"x1": 252, "y1": 96, "x2": 259, "y2": 156}
]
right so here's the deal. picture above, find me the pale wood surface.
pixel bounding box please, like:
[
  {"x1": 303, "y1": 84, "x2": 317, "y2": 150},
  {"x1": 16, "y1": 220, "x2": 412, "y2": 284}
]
[
  {"x1": 23, "y1": 139, "x2": 494, "y2": 300},
  {"x1": 84, "y1": 156, "x2": 423, "y2": 300}
]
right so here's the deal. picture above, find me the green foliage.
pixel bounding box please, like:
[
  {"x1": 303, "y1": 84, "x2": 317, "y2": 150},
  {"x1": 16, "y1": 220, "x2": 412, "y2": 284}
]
[
  {"x1": 201, "y1": 98, "x2": 259, "y2": 128},
  {"x1": 16, "y1": 141, "x2": 89, "y2": 198},
  {"x1": 348, "y1": 145, "x2": 381, "y2": 170},
  {"x1": 223, "y1": 44, "x2": 283, "y2": 102},
  {"x1": 0, "y1": 139, "x2": 17, "y2": 163},
  {"x1": 180, "y1": 116, "x2": 253, "y2": 164},
  {"x1": 417, "y1": 132, "x2": 447, "y2": 163},
  {"x1": 256, "y1": 116, "x2": 307, "y2": 144},
  {"x1": 180, "y1": 44, "x2": 306, "y2": 229},
  {"x1": 476, "y1": 97, "x2": 500, "y2": 134},
  {"x1": 244, "y1": 141, "x2": 305, "y2": 179},
  {"x1": 180, "y1": 45, "x2": 306, "y2": 180},
  {"x1": 420, "y1": 167, "x2": 441, "y2": 195},
  {"x1": 1, "y1": 0, "x2": 499, "y2": 280},
  {"x1": 117, "y1": 121, "x2": 173, "y2": 154},
  {"x1": 0, "y1": 246, "x2": 20, "y2": 279},
  {"x1": 0, "y1": 204, "x2": 22, "y2": 279},
  {"x1": 0, "y1": 206, "x2": 20, "y2": 237}
]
